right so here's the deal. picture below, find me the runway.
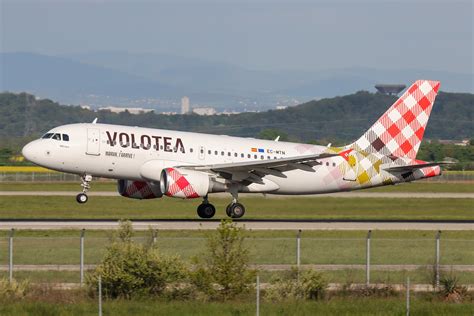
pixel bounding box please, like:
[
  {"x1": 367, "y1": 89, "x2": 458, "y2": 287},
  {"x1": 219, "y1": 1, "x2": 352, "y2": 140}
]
[
  {"x1": 1, "y1": 191, "x2": 474, "y2": 198},
  {"x1": 1, "y1": 219, "x2": 473, "y2": 230}
]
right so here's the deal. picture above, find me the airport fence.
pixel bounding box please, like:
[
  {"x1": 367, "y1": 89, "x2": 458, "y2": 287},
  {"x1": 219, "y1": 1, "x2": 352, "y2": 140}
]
[
  {"x1": 1, "y1": 171, "x2": 473, "y2": 182},
  {"x1": 0, "y1": 230, "x2": 473, "y2": 286}
]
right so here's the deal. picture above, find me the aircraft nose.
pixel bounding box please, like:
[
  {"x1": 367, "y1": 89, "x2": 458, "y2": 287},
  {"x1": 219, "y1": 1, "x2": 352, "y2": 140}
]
[{"x1": 22, "y1": 141, "x2": 39, "y2": 163}]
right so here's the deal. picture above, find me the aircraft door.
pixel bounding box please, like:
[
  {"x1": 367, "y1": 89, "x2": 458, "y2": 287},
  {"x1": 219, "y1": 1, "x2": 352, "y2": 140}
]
[
  {"x1": 198, "y1": 146, "x2": 205, "y2": 160},
  {"x1": 86, "y1": 128, "x2": 101, "y2": 156},
  {"x1": 343, "y1": 151, "x2": 358, "y2": 181}
]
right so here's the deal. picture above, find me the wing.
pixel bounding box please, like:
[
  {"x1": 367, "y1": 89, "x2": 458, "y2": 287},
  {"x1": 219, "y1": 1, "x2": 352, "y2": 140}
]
[
  {"x1": 176, "y1": 152, "x2": 340, "y2": 182},
  {"x1": 383, "y1": 161, "x2": 454, "y2": 173}
]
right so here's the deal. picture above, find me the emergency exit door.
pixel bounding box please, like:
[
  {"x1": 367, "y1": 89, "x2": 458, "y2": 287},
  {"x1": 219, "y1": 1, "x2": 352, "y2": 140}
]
[{"x1": 86, "y1": 128, "x2": 101, "y2": 156}]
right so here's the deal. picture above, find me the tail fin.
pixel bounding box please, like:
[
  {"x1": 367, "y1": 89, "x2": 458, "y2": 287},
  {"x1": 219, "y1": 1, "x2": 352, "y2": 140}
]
[{"x1": 350, "y1": 80, "x2": 440, "y2": 159}]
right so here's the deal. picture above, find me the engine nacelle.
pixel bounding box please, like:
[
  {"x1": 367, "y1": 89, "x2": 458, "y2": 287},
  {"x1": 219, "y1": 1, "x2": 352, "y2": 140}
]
[
  {"x1": 160, "y1": 168, "x2": 210, "y2": 199},
  {"x1": 117, "y1": 179, "x2": 163, "y2": 199}
]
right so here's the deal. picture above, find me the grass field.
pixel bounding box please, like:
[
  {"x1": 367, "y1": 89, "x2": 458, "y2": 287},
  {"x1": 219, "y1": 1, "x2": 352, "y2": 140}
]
[
  {"x1": 0, "y1": 230, "x2": 472, "y2": 267},
  {"x1": 2, "y1": 181, "x2": 474, "y2": 192},
  {"x1": 0, "y1": 195, "x2": 472, "y2": 220},
  {"x1": 0, "y1": 297, "x2": 473, "y2": 316}
]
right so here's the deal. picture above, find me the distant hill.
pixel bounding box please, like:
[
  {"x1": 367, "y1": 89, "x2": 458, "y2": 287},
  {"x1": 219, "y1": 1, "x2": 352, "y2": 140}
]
[
  {"x1": 0, "y1": 52, "x2": 176, "y2": 100},
  {"x1": 2, "y1": 52, "x2": 473, "y2": 110},
  {"x1": 64, "y1": 52, "x2": 474, "y2": 97},
  {"x1": 0, "y1": 90, "x2": 472, "y2": 143}
]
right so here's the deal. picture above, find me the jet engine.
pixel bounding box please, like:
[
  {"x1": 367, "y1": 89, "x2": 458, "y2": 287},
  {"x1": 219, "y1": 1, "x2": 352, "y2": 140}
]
[
  {"x1": 160, "y1": 168, "x2": 213, "y2": 199},
  {"x1": 117, "y1": 179, "x2": 163, "y2": 199}
]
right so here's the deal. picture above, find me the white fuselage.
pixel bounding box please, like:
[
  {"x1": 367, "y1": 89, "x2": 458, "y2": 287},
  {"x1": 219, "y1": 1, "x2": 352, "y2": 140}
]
[{"x1": 22, "y1": 123, "x2": 373, "y2": 195}]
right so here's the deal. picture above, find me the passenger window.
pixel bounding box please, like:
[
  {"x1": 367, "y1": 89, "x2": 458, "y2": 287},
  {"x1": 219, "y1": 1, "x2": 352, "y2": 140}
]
[
  {"x1": 215, "y1": 150, "x2": 218, "y2": 155},
  {"x1": 221, "y1": 151, "x2": 224, "y2": 156},
  {"x1": 228, "y1": 152, "x2": 231, "y2": 156},
  {"x1": 208, "y1": 150, "x2": 211, "y2": 154},
  {"x1": 241, "y1": 153, "x2": 244, "y2": 158},
  {"x1": 254, "y1": 155, "x2": 257, "y2": 159},
  {"x1": 62, "y1": 134, "x2": 69, "y2": 141},
  {"x1": 52, "y1": 133, "x2": 61, "y2": 141},
  {"x1": 247, "y1": 154, "x2": 251, "y2": 158},
  {"x1": 190, "y1": 148, "x2": 193, "y2": 153},
  {"x1": 200, "y1": 148, "x2": 204, "y2": 154}
]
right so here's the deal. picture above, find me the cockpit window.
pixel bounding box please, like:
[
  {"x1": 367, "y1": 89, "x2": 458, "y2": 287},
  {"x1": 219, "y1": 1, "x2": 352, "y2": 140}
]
[
  {"x1": 52, "y1": 133, "x2": 61, "y2": 141},
  {"x1": 42, "y1": 133, "x2": 54, "y2": 139},
  {"x1": 62, "y1": 134, "x2": 69, "y2": 141}
]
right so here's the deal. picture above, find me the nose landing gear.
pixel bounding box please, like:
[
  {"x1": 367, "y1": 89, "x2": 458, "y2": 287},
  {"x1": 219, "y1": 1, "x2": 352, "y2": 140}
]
[{"x1": 76, "y1": 174, "x2": 92, "y2": 204}]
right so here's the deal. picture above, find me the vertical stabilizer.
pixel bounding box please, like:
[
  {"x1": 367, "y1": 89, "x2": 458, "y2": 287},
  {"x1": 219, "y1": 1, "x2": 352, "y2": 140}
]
[{"x1": 351, "y1": 80, "x2": 440, "y2": 159}]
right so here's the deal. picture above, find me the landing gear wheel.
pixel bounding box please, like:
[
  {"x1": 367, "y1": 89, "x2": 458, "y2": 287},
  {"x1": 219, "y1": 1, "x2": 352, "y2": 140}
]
[
  {"x1": 76, "y1": 193, "x2": 88, "y2": 204},
  {"x1": 197, "y1": 203, "x2": 216, "y2": 219},
  {"x1": 226, "y1": 203, "x2": 245, "y2": 219}
]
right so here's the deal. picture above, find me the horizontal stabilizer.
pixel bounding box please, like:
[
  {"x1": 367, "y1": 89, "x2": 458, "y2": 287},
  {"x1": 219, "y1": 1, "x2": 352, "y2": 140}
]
[{"x1": 383, "y1": 161, "x2": 454, "y2": 173}]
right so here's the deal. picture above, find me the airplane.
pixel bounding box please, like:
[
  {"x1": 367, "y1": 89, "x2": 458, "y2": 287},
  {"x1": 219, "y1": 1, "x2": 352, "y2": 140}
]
[{"x1": 22, "y1": 80, "x2": 447, "y2": 219}]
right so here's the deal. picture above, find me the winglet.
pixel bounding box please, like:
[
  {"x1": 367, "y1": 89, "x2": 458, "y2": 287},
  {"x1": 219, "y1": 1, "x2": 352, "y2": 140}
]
[
  {"x1": 92, "y1": 118, "x2": 98, "y2": 124},
  {"x1": 274, "y1": 136, "x2": 280, "y2": 142}
]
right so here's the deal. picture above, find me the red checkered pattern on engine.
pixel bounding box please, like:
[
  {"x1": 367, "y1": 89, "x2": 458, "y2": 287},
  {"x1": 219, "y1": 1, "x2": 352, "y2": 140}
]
[
  {"x1": 165, "y1": 168, "x2": 200, "y2": 198},
  {"x1": 124, "y1": 181, "x2": 159, "y2": 199},
  {"x1": 352, "y1": 80, "x2": 440, "y2": 159}
]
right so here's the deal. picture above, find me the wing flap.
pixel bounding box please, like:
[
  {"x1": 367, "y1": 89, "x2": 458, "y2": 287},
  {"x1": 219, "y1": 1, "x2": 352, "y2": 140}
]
[{"x1": 179, "y1": 152, "x2": 339, "y2": 173}]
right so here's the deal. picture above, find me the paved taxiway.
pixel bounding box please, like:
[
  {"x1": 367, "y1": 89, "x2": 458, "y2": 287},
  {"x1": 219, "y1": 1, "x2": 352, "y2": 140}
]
[
  {"x1": 1, "y1": 191, "x2": 473, "y2": 198},
  {"x1": 0, "y1": 220, "x2": 473, "y2": 230}
]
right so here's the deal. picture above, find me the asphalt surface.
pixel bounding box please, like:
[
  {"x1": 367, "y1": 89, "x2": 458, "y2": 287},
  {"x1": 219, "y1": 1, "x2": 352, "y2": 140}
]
[
  {"x1": 0, "y1": 219, "x2": 473, "y2": 230},
  {"x1": 1, "y1": 191, "x2": 474, "y2": 198}
]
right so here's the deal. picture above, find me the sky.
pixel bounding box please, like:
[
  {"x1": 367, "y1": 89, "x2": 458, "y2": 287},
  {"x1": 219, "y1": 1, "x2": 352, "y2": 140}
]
[{"x1": 1, "y1": 0, "x2": 473, "y2": 73}]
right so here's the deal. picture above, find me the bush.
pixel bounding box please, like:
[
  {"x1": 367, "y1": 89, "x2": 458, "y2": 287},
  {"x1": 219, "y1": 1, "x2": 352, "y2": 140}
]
[
  {"x1": 87, "y1": 220, "x2": 188, "y2": 299},
  {"x1": 265, "y1": 267, "x2": 327, "y2": 302},
  {"x1": 0, "y1": 278, "x2": 30, "y2": 301},
  {"x1": 191, "y1": 220, "x2": 255, "y2": 301},
  {"x1": 439, "y1": 274, "x2": 467, "y2": 303}
]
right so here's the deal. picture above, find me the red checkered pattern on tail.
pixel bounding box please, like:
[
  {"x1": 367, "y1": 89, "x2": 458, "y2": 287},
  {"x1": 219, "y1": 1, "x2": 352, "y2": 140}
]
[
  {"x1": 165, "y1": 168, "x2": 200, "y2": 199},
  {"x1": 351, "y1": 80, "x2": 440, "y2": 159}
]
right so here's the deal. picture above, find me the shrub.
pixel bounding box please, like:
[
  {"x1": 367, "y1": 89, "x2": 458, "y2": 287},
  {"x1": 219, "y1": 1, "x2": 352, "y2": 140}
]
[
  {"x1": 439, "y1": 274, "x2": 467, "y2": 303},
  {"x1": 265, "y1": 267, "x2": 327, "y2": 302},
  {"x1": 87, "y1": 220, "x2": 188, "y2": 299},
  {"x1": 0, "y1": 278, "x2": 30, "y2": 301},
  {"x1": 191, "y1": 220, "x2": 255, "y2": 301}
]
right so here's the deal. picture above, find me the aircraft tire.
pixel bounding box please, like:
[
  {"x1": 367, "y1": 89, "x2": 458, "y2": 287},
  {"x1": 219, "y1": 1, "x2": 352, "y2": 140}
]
[
  {"x1": 76, "y1": 193, "x2": 88, "y2": 204},
  {"x1": 228, "y1": 203, "x2": 245, "y2": 219},
  {"x1": 197, "y1": 203, "x2": 216, "y2": 219}
]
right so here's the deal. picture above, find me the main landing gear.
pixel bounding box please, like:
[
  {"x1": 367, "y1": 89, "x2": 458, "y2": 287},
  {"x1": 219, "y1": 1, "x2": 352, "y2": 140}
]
[
  {"x1": 226, "y1": 202, "x2": 246, "y2": 219},
  {"x1": 76, "y1": 174, "x2": 92, "y2": 204},
  {"x1": 196, "y1": 190, "x2": 246, "y2": 219},
  {"x1": 197, "y1": 195, "x2": 216, "y2": 219}
]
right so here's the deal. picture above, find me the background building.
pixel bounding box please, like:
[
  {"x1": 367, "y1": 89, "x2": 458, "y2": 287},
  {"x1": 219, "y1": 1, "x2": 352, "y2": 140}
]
[
  {"x1": 192, "y1": 107, "x2": 217, "y2": 116},
  {"x1": 375, "y1": 84, "x2": 406, "y2": 95},
  {"x1": 181, "y1": 96, "x2": 190, "y2": 114}
]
